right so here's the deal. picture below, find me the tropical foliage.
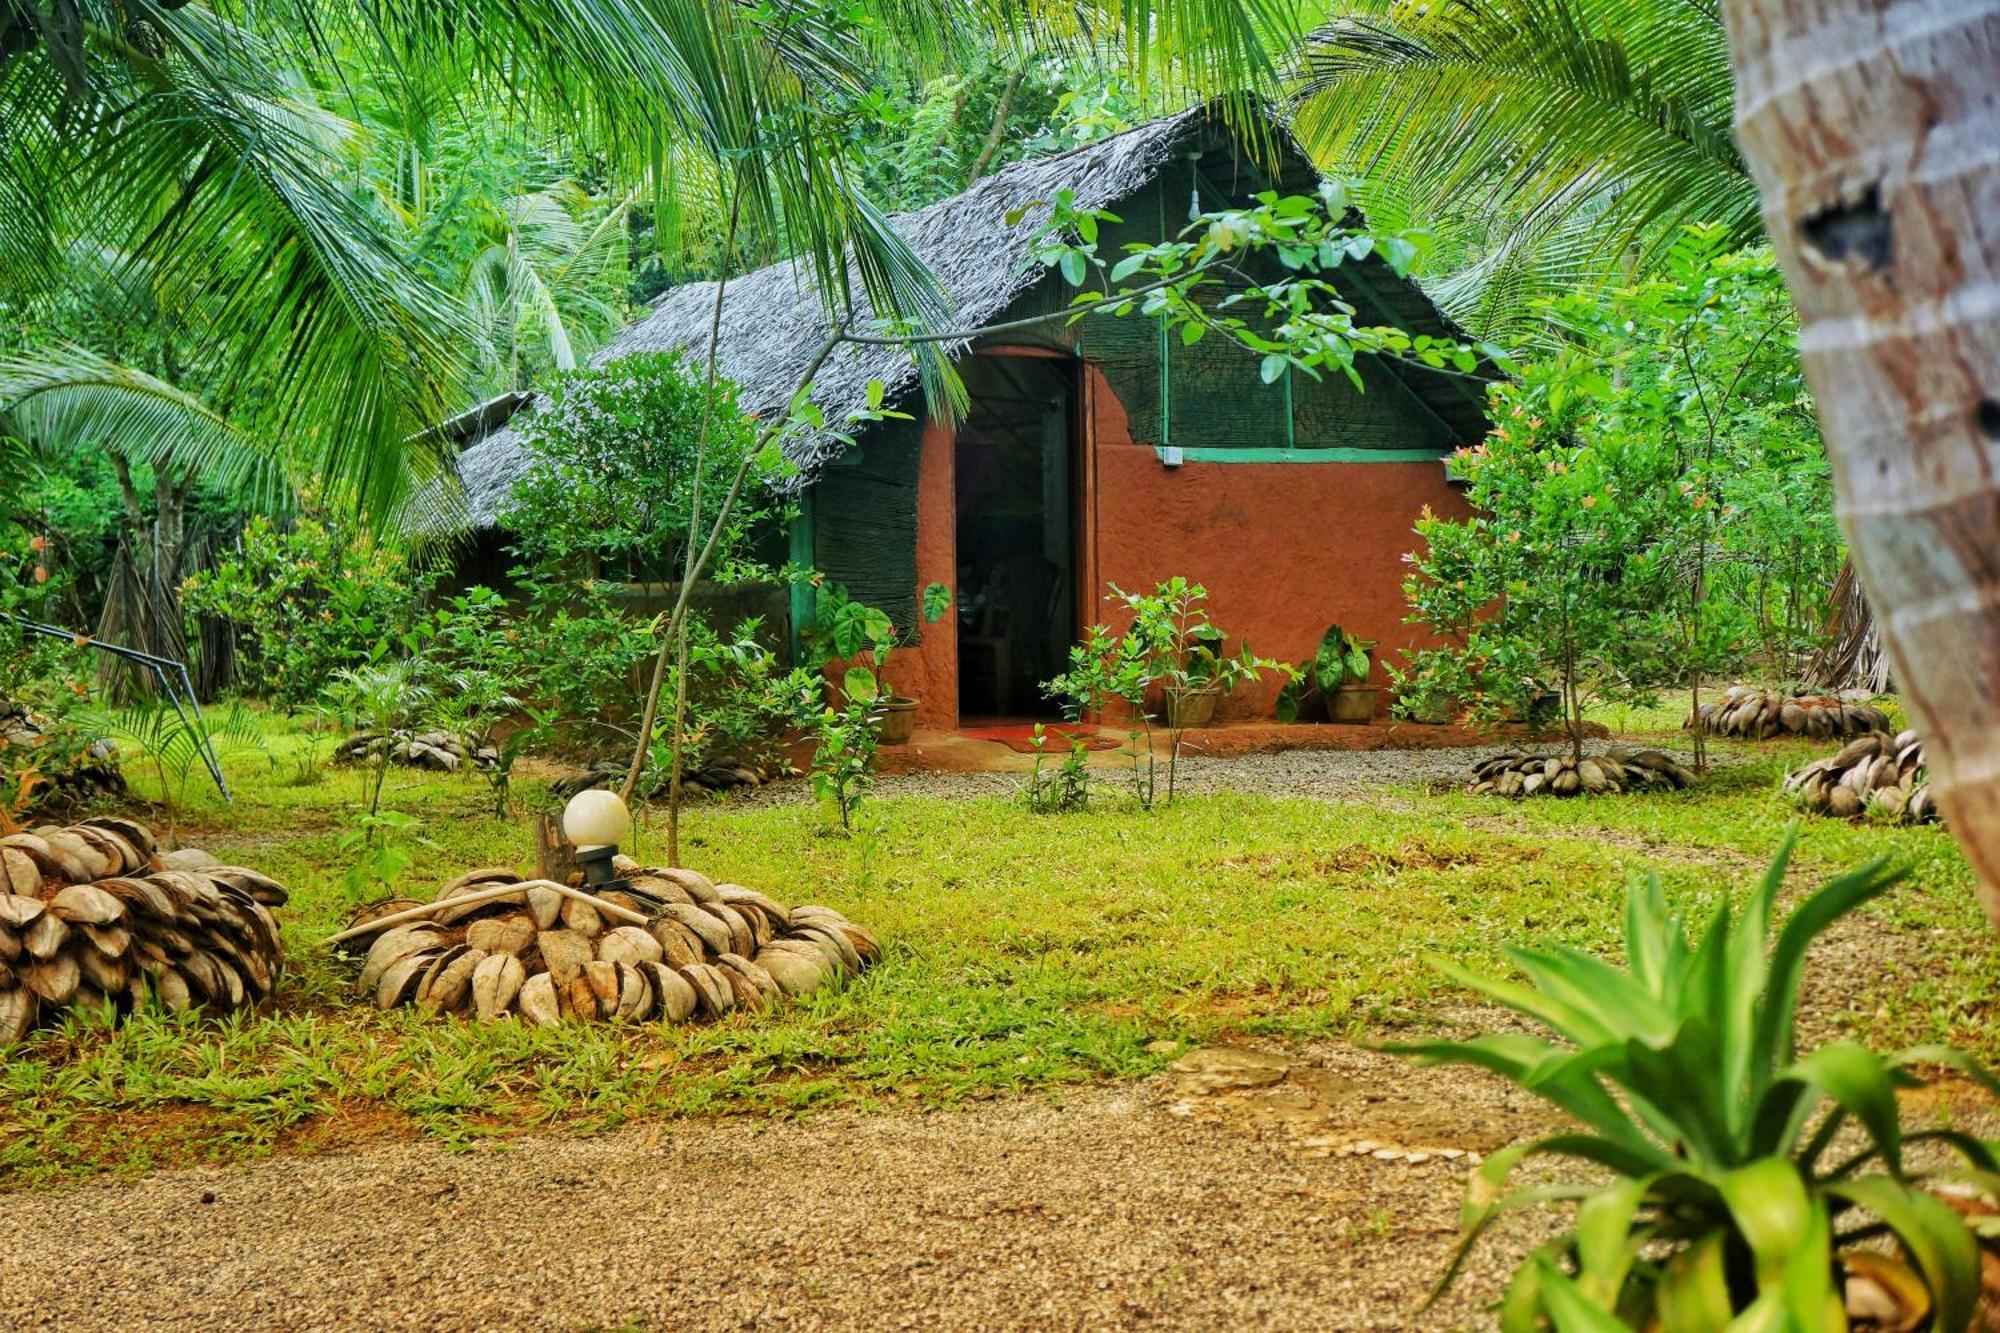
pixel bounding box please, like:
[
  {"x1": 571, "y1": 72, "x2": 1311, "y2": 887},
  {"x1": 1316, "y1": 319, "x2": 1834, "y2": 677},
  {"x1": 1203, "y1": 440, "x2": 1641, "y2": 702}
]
[
  {"x1": 1396, "y1": 229, "x2": 1837, "y2": 754},
  {"x1": 1294, "y1": 0, "x2": 1752, "y2": 344},
  {"x1": 1398, "y1": 835, "x2": 1998, "y2": 1329},
  {"x1": 498, "y1": 351, "x2": 772, "y2": 585}
]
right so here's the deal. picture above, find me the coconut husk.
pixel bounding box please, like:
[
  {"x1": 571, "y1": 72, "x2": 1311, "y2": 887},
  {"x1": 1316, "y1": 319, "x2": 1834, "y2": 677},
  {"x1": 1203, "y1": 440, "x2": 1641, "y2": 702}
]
[
  {"x1": 1786, "y1": 729, "x2": 1941, "y2": 825},
  {"x1": 1467, "y1": 749, "x2": 1698, "y2": 799},
  {"x1": 1688, "y1": 686, "x2": 1892, "y2": 740},
  {"x1": 341, "y1": 858, "x2": 880, "y2": 1025},
  {"x1": 0, "y1": 816, "x2": 288, "y2": 1046}
]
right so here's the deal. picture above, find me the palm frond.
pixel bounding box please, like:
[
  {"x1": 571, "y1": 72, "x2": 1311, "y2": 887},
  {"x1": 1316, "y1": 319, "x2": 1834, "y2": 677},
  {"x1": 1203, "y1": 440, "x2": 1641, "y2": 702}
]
[
  {"x1": 0, "y1": 347, "x2": 283, "y2": 505},
  {"x1": 1292, "y1": 0, "x2": 1756, "y2": 339}
]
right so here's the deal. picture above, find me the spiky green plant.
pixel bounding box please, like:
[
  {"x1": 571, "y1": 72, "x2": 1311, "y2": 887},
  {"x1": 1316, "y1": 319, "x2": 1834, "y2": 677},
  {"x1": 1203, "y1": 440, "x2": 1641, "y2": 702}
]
[{"x1": 1397, "y1": 832, "x2": 1999, "y2": 1328}]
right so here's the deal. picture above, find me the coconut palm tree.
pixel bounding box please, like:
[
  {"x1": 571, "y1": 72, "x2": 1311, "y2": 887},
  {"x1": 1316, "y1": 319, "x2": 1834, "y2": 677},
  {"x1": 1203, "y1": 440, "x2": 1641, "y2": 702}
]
[
  {"x1": 460, "y1": 184, "x2": 635, "y2": 394},
  {"x1": 1722, "y1": 0, "x2": 2000, "y2": 925},
  {"x1": 0, "y1": 0, "x2": 1294, "y2": 527},
  {"x1": 1292, "y1": 0, "x2": 1754, "y2": 344}
]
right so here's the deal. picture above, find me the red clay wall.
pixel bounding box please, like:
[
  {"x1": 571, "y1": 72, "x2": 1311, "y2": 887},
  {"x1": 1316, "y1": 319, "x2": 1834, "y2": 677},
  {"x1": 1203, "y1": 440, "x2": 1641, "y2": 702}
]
[
  {"x1": 877, "y1": 358, "x2": 1475, "y2": 727},
  {"x1": 876, "y1": 417, "x2": 961, "y2": 729}
]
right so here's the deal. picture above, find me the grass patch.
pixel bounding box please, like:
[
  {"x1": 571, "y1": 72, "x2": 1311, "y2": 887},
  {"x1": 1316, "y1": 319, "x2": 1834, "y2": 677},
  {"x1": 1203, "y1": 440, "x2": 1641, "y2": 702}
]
[{"x1": 1, "y1": 714, "x2": 1987, "y2": 1186}]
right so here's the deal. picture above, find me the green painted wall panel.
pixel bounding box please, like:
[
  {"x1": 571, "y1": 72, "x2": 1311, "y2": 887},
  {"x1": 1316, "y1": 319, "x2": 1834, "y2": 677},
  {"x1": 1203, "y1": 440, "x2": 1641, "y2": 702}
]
[{"x1": 810, "y1": 417, "x2": 922, "y2": 637}]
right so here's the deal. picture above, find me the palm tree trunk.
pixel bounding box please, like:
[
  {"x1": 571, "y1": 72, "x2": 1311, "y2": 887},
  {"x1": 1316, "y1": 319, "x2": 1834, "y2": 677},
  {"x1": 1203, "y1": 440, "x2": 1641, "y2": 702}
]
[{"x1": 1724, "y1": 0, "x2": 2000, "y2": 921}]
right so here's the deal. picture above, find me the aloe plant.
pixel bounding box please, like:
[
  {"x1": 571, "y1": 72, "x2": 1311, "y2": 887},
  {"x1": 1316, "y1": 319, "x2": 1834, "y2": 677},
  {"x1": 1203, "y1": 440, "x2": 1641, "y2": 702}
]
[{"x1": 1398, "y1": 831, "x2": 1999, "y2": 1329}]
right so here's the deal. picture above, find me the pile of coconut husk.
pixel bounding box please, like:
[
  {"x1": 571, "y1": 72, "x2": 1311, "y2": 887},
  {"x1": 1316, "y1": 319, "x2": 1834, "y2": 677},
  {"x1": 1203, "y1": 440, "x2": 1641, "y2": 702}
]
[
  {"x1": 1785, "y1": 729, "x2": 1941, "y2": 824},
  {"x1": 335, "y1": 862, "x2": 876, "y2": 1025},
  {"x1": 334, "y1": 729, "x2": 498, "y2": 773},
  {"x1": 1, "y1": 698, "x2": 125, "y2": 805},
  {"x1": 0, "y1": 817, "x2": 288, "y2": 1043},
  {"x1": 1687, "y1": 686, "x2": 1891, "y2": 740},
  {"x1": 1468, "y1": 749, "x2": 1699, "y2": 799},
  {"x1": 553, "y1": 754, "x2": 791, "y2": 801}
]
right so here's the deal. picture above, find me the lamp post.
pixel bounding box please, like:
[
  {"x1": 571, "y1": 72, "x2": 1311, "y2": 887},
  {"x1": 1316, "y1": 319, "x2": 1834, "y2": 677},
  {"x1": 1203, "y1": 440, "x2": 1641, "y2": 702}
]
[{"x1": 562, "y1": 789, "x2": 632, "y2": 892}]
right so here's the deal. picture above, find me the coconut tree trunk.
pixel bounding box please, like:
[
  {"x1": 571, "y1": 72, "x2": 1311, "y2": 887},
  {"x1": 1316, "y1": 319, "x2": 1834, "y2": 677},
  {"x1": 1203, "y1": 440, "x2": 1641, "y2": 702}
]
[{"x1": 1723, "y1": 0, "x2": 2000, "y2": 922}]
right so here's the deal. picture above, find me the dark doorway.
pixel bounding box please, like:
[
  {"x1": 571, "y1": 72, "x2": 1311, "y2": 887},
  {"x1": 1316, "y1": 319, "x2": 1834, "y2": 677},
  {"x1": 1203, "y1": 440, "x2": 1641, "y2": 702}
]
[{"x1": 954, "y1": 356, "x2": 1078, "y2": 719}]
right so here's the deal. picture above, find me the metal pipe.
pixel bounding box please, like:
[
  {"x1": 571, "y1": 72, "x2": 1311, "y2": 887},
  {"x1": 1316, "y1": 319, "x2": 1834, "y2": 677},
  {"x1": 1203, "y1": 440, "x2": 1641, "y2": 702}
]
[{"x1": 2, "y1": 612, "x2": 231, "y2": 801}]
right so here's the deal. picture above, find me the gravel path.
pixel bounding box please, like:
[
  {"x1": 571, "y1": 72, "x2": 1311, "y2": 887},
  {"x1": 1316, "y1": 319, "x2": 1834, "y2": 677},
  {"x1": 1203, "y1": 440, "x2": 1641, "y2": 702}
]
[
  {"x1": 741, "y1": 739, "x2": 1734, "y2": 806},
  {"x1": 0, "y1": 1046, "x2": 1554, "y2": 1332}
]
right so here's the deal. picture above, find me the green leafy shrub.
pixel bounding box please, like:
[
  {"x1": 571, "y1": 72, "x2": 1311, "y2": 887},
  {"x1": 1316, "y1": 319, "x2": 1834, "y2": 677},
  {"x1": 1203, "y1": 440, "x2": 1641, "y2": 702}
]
[
  {"x1": 1398, "y1": 357, "x2": 1684, "y2": 759},
  {"x1": 652, "y1": 616, "x2": 812, "y2": 783},
  {"x1": 1398, "y1": 834, "x2": 1997, "y2": 1329},
  {"x1": 1022, "y1": 725, "x2": 1092, "y2": 814},
  {"x1": 499, "y1": 349, "x2": 771, "y2": 584},
  {"x1": 183, "y1": 511, "x2": 418, "y2": 706}
]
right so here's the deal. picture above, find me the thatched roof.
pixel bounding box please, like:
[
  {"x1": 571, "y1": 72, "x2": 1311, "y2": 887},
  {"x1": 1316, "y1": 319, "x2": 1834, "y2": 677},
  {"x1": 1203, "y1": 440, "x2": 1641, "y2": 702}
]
[{"x1": 453, "y1": 105, "x2": 1486, "y2": 526}]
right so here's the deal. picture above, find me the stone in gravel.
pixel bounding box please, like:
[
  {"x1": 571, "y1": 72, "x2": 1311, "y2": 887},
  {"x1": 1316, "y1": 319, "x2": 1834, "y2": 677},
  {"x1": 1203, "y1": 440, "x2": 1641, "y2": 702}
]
[{"x1": 1169, "y1": 1045, "x2": 1292, "y2": 1093}]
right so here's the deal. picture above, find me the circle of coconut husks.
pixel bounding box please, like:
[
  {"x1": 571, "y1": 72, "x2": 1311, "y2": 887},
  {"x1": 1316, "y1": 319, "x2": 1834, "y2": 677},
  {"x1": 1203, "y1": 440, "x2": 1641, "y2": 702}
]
[
  {"x1": 1785, "y1": 729, "x2": 1941, "y2": 824},
  {"x1": 1467, "y1": 749, "x2": 1698, "y2": 799},
  {"x1": 1687, "y1": 686, "x2": 1891, "y2": 741},
  {"x1": 338, "y1": 860, "x2": 879, "y2": 1025},
  {"x1": 0, "y1": 817, "x2": 289, "y2": 1045}
]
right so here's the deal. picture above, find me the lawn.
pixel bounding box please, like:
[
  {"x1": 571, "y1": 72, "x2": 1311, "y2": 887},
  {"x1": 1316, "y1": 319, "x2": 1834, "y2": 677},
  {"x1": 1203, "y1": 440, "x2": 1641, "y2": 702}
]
[{"x1": 2, "y1": 712, "x2": 1988, "y2": 1188}]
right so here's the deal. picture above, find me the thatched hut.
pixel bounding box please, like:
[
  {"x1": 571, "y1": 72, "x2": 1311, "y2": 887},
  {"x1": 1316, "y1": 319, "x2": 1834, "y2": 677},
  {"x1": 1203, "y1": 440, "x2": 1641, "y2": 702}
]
[{"x1": 453, "y1": 105, "x2": 1495, "y2": 727}]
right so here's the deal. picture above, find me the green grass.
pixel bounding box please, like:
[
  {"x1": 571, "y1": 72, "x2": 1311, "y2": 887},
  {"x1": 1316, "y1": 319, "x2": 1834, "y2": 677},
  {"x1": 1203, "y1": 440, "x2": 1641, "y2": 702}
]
[{"x1": 2, "y1": 712, "x2": 1989, "y2": 1187}]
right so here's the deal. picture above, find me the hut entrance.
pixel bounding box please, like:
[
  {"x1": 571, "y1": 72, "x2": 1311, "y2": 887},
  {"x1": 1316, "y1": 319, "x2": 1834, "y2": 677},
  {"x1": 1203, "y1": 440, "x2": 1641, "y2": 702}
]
[{"x1": 953, "y1": 355, "x2": 1078, "y2": 720}]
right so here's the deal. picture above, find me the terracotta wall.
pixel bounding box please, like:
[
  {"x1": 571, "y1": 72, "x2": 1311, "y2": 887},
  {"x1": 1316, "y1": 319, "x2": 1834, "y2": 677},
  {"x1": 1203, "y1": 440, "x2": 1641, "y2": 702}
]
[
  {"x1": 876, "y1": 359, "x2": 1476, "y2": 727},
  {"x1": 1083, "y1": 364, "x2": 1476, "y2": 720},
  {"x1": 874, "y1": 418, "x2": 960, "y2": 728}
]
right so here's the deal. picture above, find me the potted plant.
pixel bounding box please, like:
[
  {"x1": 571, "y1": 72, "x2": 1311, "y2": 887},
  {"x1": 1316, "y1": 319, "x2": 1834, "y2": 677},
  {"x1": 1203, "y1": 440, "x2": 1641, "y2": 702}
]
[
  {"x1": 1165, "y1": 625, "x2": 1229, "y2": 728},
  {"x1": 1045, "y1": 578, "x2": 1288, "y2": 807},
  {"x1": 801, "y1": 581, "x2": 949, "y2": 746},
  {"x1": 1278, "y1": 624, "x2": 1377, "y2": 724}
]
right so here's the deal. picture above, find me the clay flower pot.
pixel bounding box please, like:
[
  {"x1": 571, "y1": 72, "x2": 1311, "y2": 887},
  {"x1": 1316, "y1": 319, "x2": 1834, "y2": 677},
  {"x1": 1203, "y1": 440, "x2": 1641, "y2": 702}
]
[
  {"x1": 1329, "y1": 685, "x2": 1379, "y2": 724},
  {"x1": 869, "y1": 697, "x2": 919, "y2": 745},
  {"x1": 1165, "y1": 683, "x2": 1221, "y2": 729}
]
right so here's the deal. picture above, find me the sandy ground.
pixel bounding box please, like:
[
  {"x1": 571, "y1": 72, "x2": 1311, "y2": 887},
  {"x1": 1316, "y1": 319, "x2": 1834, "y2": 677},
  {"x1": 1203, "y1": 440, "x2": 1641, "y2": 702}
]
[{"x1": 0, "y1": 1045, "x2": 1557, "y2": 1332}]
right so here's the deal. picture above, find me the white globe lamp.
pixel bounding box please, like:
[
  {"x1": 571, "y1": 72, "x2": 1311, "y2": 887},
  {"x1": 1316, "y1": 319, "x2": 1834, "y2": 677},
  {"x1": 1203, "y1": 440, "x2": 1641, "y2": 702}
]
[{"x1": 562, "y1": 789, "x2": 632, "y2": 888}]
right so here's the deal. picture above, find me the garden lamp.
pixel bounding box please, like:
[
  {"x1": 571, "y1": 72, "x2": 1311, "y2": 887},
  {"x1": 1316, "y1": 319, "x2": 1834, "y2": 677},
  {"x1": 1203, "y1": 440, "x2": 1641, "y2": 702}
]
[{"x1": 562, "y1": 789, "x2": 632, "y2": 891}]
